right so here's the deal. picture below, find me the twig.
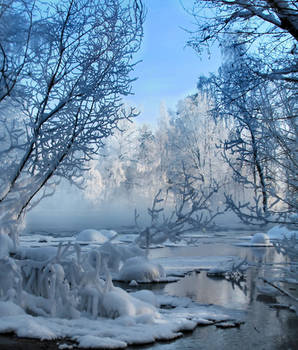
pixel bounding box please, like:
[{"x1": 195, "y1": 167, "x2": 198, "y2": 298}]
[{"x1": 261, "y1": 277, "x2": 298, "y2": 302}]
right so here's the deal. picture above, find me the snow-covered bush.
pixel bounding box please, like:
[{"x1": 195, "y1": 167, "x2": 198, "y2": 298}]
[{"x1": 0, "y1": 240, "x2": 158, "y2": 321}]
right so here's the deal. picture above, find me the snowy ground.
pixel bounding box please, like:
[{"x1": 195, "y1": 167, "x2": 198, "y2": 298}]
[{"x1": 0, "y1": 295, "x2": 244, "y2": 349}]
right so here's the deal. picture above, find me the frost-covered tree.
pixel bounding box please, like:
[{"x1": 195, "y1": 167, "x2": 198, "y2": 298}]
[
  {"x1": 168, "y1": 95, "x2": 229, "y2": 186},
  {"x1": 197, "y1": 46, "x2": 297, "y2": 225},
  {"x1": 83, "y1": 95, "x2": 231, "y2": 232},
  {"x1": 0, "y1": 0, "x2": 144, "y2": 239},
  {"x1": 188, "y1": 0, "x2": 298, "y2": 82},
  {"x1": 188, "y1": 0, "x2": 297, "y2": 226},
  {"x1": 83, "y1": 120, "x2": 162, "y2": 205}
]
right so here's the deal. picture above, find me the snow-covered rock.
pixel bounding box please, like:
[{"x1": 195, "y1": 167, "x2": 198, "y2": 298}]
[
  {"x1": 118, "y1": 257, "x2": 166, "y2": 282},
  {"x1": 251, "y1": 232, "x2": 270, "y2": 245},
  {"x1": 76, "y1": 229, "x2": 117, "y2": 243}
]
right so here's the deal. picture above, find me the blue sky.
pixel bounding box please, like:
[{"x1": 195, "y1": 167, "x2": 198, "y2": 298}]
[{"x1": 125, "y1": 0, "x2": 221, "y2": 124}]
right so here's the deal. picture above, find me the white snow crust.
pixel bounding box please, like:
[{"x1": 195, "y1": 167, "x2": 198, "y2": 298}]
[
  {"x1": 76, "y1": 229, "x2": 117, "y2": 243},
  {"x1": 0, "y1": 296, "x2": 243, "y2": 348}
]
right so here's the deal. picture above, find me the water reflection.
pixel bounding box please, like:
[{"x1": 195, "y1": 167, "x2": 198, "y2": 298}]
[
  {"x1": 251, "y1": 246, "x2": 267, "y2": 261},
  {"x1": 138, "y1": 238, "x2": 298, "y2": 350},
  {"x1": 165, "y1": 271, "x2": 249, "y2": 310}
]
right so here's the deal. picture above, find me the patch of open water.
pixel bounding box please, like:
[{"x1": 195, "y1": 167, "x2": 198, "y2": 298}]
[{"x1": 141, "y1": 241, "x2": 298, "y2": 350}]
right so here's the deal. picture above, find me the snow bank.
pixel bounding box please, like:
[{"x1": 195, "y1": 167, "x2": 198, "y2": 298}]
[
  {"x1": 0, "y1": 301, "x2": 25, "y2": 316},
  {"x1": 76, "y1": 229, "x2": 117, "y2": 243},
  {"x1": 75, "y1": 335, "x2": 126, "y2": 349},
  {"x1": 0, "y1": 296, "x2": 244, "y2": 348},
  {"x1": 118, "y1": 257, "x2": 166, "y2": 282},
  {"x1": 101, "y1": 287, "x2": 157, "y2": 319},
  {"x1": 267, "y1": 225, "x2": 297, "y2": 240}
]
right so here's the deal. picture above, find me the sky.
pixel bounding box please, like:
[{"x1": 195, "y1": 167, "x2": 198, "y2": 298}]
[{"x1": 125, "y1": 0, "x2": 221, "y2": 124}]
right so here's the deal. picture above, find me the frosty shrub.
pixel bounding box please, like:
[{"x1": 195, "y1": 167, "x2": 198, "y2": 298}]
[{"x1": 0, "y1": 240, "x2": 157, "y2": 320}]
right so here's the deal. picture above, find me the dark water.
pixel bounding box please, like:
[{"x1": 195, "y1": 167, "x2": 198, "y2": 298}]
[{"x1": 137, "y1": 240, "x2": 298, "y2": 350}]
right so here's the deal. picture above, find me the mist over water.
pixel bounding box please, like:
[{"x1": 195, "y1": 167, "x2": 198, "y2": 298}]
[
  {"x1": 25, "y1": 182, "x2": 156, "y2": 233},
  {"x1": 26, "y1": 183, "x2": 244, "y2": 235}
]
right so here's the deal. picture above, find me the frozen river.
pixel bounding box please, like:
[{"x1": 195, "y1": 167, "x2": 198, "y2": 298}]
[{"x1": 1, "y1": 229, "x2": 297, "y2": 349}]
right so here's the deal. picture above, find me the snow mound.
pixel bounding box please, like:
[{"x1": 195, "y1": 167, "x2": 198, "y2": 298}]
[
  {"x1": 267, "y1": 226, "x2": 297, "y2": 240},
  {"x1": 101, "y1": 287, "x2": 157, "y2": 319},
  {"x1": 76, "y1": 335, "x2": 127, "y2": 349},
  {"x1": 251, "y1": 232, "x2": 270, "y2": 245},
  {"x1": 0, "y1": 296, "x2": 245, "y2": 348},
  {"x1": 0, "y1": 301, "x2": 25, "y2": 316},
  {"x1": 118, "y1": 257, "x2": 166, "y2": 282},
  {"x1": 76, "y1": 229, "x2": 117, "y2": 243}
]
